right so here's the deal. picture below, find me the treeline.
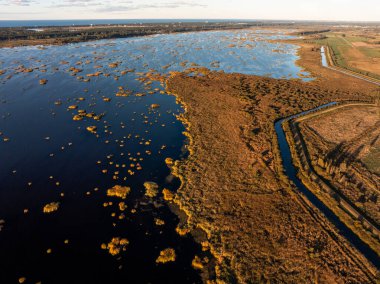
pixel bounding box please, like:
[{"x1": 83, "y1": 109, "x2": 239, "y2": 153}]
[
  {"x1": 0, "y1": 22, "x2": 263, "y2": 43},
  {"x1": 298, "y1": 29, "x2": 330, "y2": 35}
]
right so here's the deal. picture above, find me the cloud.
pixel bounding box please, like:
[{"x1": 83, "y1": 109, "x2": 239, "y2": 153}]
[
  {"x1": 50, "y1": 0, "x2": 108, "y2": 8},
  {"x1": 65, "y1": 0, "x2": 98, "y2": 2},
  {"x1": 2, "y1": 0, "x2": 35, "y2": 5},
  {"x1": 0, "y1": 11, "x2": 41, "y2": 14},
  {"x1": 96, "y1": 1, "x2": 208, "y2": 13}
]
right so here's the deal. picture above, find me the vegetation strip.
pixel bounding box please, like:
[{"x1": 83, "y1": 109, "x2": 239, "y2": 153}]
[
  {"x1": 290, "y1": 103, "x2": 380, "y2": 252},
  {"x1": 322, "y1": 46, "x2": 380, "y2": 86},
  {"x1": 167, "y1": 70, "x2": 377, "y2": 283},
  {"x1": 276, "y1": 103, "x2": 380, "y2": 273}
]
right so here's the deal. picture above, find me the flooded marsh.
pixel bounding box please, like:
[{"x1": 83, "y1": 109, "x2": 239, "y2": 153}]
[{"x1": 0, "y1": 30, "x2": 308, "y2": 283}]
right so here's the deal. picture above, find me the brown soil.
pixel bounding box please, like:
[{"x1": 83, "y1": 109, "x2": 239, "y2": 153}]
[
  {"x1": 166, "y1": 44, "x2": 378, "y2": 282},
  {"x1": 344, "y1": 48, "x2": 380, "y2": 76},
  {"x1": 306, "y1": 106, "x2": 379, "y2": 144},
  {"x1": 298, "y1": 104, "x2": 380, "y2": 225}
]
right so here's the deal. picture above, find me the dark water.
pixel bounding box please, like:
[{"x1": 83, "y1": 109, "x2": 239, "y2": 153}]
[
  {"x1": 0, "y1": 30, "x2": 308, "y2": 283},
  {"x1": 275, "y1": 103, "x2": 380, "y2": 270}
]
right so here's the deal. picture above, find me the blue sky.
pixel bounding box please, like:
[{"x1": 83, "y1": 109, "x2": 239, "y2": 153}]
[{"x1": 0, "y1": 0, "x2": 379, "y2": 21}]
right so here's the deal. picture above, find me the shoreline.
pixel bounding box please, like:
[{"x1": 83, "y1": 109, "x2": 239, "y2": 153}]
[
  {"x1": 0, "y1": 22, "x2": 273, "y2": 48},
  {"x1": 279, "y1": 102, "x2": 379, "y2": 272},
  {"x1": 165, "y1": 40, "x2": 378, "y2": 282}
]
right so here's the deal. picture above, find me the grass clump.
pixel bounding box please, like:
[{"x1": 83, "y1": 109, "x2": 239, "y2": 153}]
[
  {"x1": 156, "y1": 248, "x2": 176, "y2": 264},
  {"x1": 107, "y1": 185, "x2": 131, "y2": 199},
  {"x1": 101, "y1": 237, "x2": 129, "y2": 256},
  {"x1": 162, "y1": 188, "x2": 174, "y2": 201},
  {"x1": 86, "y1": 126, "x2": 97, "y2": 133},
  {"x1": 192, "y1": 255, "x2": 204, "y2": 270},
  {"x1": 144, "y1": 182, "x2": 159, "y2": 197},
  {"x1": 43, "y1": 202, "x2": 60, "y2": 213},
  {"x1": 154, "y1": 218, "x2": 165, "y2": 226},
  {"x1": 165, "y1": 157, "x2": 174, "y2": 166}
]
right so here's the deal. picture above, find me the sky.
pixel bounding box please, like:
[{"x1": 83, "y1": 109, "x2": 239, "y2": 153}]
[{"x1": 0, "y1": 0, "x2": 379, "y2": 21}]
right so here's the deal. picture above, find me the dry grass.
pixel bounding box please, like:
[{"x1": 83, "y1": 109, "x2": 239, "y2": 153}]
[
  {"x1": 299, "y1": 104, "x2": 380, "y2": 226},
  {"x1": 305, "y1": 106, "x2": 379, "y2": 144},
  {"x1": 166, "y1": 61, "x2": 377, "y2": 282}
]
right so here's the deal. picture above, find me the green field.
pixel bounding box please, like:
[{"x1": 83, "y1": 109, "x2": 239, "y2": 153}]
[
  {"x1": 313, "y1": 34, "x2": 380, "y2": 80},
  {"x1": 363, "y1": 147, "x2": 380, "y2": 174},
  {"x1": 359, "y1": 47, "x2": 380, "y2": 58}
]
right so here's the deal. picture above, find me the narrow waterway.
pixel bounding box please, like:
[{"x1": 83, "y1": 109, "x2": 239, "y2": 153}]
[
  {"x1": 320, "y1": 46, "x2": 380, "y2": 86},
  {"x1": 275, "y1": 103, "x2": 380, "y2": 269},
  {"x1": 320, "y1": 46, "x2": 328, "y2": 67}
]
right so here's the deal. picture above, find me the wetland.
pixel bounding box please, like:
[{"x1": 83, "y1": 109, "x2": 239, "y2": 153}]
[{"x1": 0, "y1": 29, "x2": 310, "y2": 283}]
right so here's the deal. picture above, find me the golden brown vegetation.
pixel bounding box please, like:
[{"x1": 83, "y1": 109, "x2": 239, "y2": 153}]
[
  {"x1": 144, "y1": 182, "x2": 159, "y2": 198},
  {"x1": 295, "y1": 104, "x2": 380, "y2": 243},
  {"x1": 166, "y1": 47, "x2": 378, "y2": 282},
  {"x1": 86, "y1": 126, "x2": 97, "y2": 133},
  {"x1": 154, "y1": 218, "x2": 165, "y2": 226},
  {"x1": 156, "y1": 248, "x2": 176, "y2": 264},
  {"x1": 150, "y1": 104, "x2": 160, "y2": 109},
  {"x1": 101, "y1": 237, "x2": 129, "y2": 256},
  {"x1": 107, "y1": 185, "x2": 131, "y2": 199},
  {"x1": 43, "y1": 202, "x2": 60, "y2": 213},
  {"x1": 162, "y1": 188, "x2": 174, "y2": 201},
  {"x1": 39, "y1": 79, "x2": 48, "y2": 85},
  {"x1": 192, "y1": 255, "x2": 204, "y2": 270},
  {"x1": 164, "y1": 157, "x2": 174, "y2": 166}
]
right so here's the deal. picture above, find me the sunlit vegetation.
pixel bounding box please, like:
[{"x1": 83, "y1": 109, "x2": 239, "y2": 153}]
[
  {"x1": 166, "y1": 66, "x2": 378, "y2": 283},
  {"x1": 107, "y1": 185, "x2": 131, "y2": 199},
  {"x1": 86, "y1": 126, "x2": 97, "y2": 133},
  {"x1": 311, "y1": 30, "x2": 380, "y2": 80},
  {"x1": 164, "y1": 158, "x2": 174, "y2": 166},
  {"x1": 1, "y1": 23, "x2": 377, "y2": 284},
  {"x1": 72, "y1": 114, "x2": 83, "y2": 121},
  {"x1": 156, "y1": 248, "x2": 176, "y2": 264},
  {"x1": 191, "y1": 255, "x2": 204, "y2": 270},
  {"x1": 67, "y1": 105, "x2": 77, "y2": 110},
  {"x1": 154, "y1": 218, "x2": 165, "y2": 226},
  {"x1": 201, "y1": 241, "x2": 210, "y2": 251},
  {"x1": 43, "y1": 202, "x2": 60, "y2": 213},
  {"x1": 175, "y1": 225, "x2": 190, "y2": 236},
  {"x1": 101, "y1": 237, "x2": 129, "y2": 256},
  {"x1": 150, "y1": 104, "x2": 160, "y2": 109},
  {"x1": 162, "y1": 188, "x2": 174, "y2": 201},
  {"x1": 292, "y1": 104, "x2": 380, "y2": 252},
  {"x1": 118, "y1": 202, "x2": 127, "y2": 211},
  {"x1": 144, "y1": 182, "x2": 159, "y2": 197},
  {"x1": 108, "y1": 62, "x2": 119, "y2": 68}
]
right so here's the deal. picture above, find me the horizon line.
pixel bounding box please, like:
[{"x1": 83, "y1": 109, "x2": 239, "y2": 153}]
[{"x1": 0, "y1": 18, "x2": 379, "y2": 23}]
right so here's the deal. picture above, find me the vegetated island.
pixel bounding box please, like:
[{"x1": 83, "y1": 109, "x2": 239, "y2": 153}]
[{"x1": 165, "y1": 35, "x2": 379, "y2": 283}]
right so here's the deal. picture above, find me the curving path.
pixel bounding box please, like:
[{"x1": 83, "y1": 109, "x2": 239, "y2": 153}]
[{"x1": 275, "y1": 103, "x2": 380, "y2": 271}]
